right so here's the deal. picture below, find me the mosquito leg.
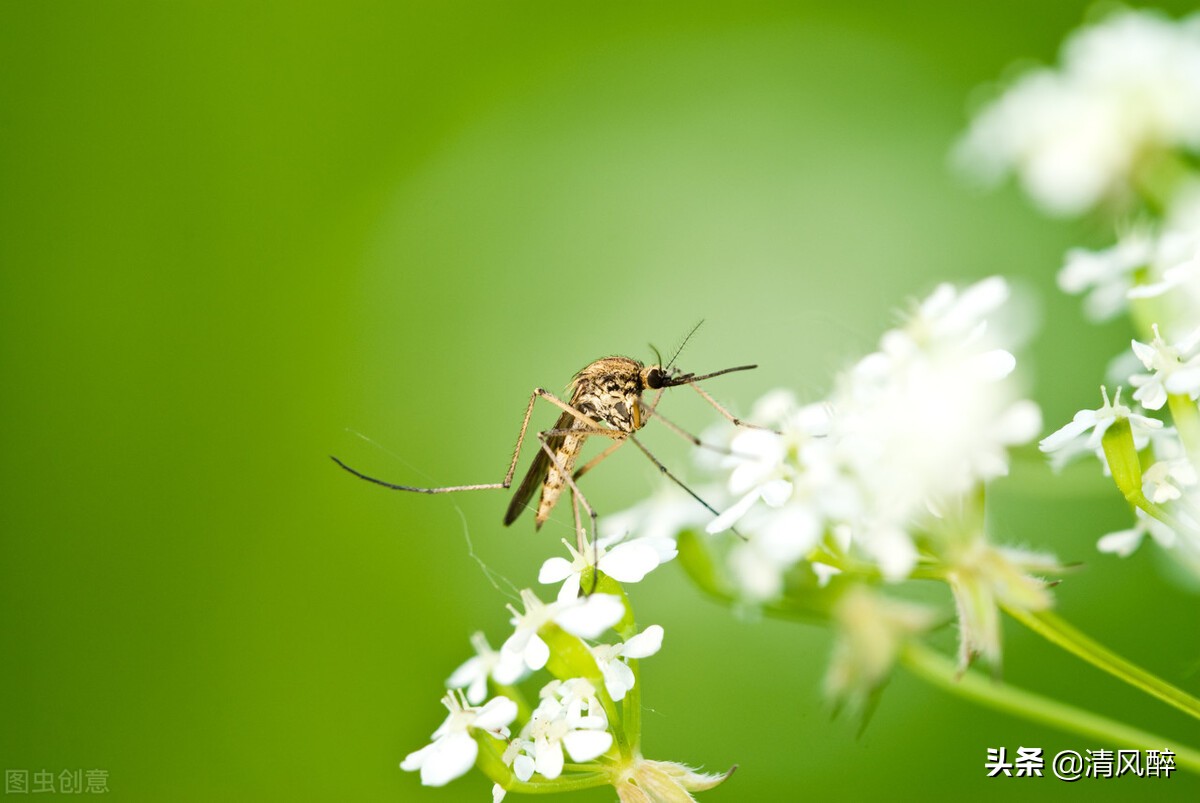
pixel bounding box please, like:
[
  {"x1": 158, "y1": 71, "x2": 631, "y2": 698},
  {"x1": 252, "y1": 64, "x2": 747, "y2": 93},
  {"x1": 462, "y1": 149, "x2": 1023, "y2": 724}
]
[
  {"x1": 501, "y1": 388, "x2": 541, "y2": 486},
  {"x1": 572, "y1": 439, "x2": 627, "y2": 482},
  {"x1": 570, "y1": 491, "x2": 585, "y2": 558},
  {"x1": 628, "y1": 435, "x2": 748, "y2": 541},
  {"x1": 329, "y1": 457, "x2": 510, "y2": 493},
  {"x1": 541, "y1": 427, "x2": 624, "y2": 440},
  {"x1": 638, "y1": 403, "x2": 735, "y2": 456},
  {"x1": 333, "y1": 387, "x2": 586, "y2": 493},
  {"x1": 533, "y1": 388, "x2": 608, "y2": 430},
  {"x1": 537, "y1": 433, "x2": 600, "y2": 548},
  {"x1": 689, "y1": 382, "x2": 780, "y2": 433}
]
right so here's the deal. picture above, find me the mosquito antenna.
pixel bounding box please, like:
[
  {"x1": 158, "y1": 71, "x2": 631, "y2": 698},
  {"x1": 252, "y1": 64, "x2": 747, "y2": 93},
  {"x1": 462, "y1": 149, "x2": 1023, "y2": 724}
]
[
  {"x1": 663, "y1": 363, "x2": 757, "y2": 387},
  {"x1": 665, "y1": 320, "x2": 704, "y2": 373},
  {"x1": 649, "y1": 343, "x2": 664, "y2": 369}
]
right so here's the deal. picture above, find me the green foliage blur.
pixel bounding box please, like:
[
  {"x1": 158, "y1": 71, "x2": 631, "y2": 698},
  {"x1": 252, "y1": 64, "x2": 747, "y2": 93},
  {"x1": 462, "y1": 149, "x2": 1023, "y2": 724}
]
[{"x1": 2, "y1": 1, "x2": 1198, "y2": 800}]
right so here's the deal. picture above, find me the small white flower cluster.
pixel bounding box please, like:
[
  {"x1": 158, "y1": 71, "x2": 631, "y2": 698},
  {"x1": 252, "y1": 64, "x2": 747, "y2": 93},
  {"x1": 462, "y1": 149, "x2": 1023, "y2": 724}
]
[
  {"x1": 959, "y1": 6, "x2": 1200, "y2": 580},
  {"x1": 1058, "y1": 191, "x2": 1200, "y2": 326},
  {"x1": 602, "y1": 278, "x2": 1069, "y2": 681},
  {"x1": 504, "y1": 678, "x2": 613, "y2": 783},
  {"x1": 1040, "y1": 375, "x2": 1200, "y2": 569},
  {"x1": 955, "y1": 8, "x2": 1200, "y2": 216},
  {"x1": 402, "y1": 586, "x2": 665, "y2": 796},
  {"x1": 616, "y1": 277, "x2": 1041, "y2": 600}
]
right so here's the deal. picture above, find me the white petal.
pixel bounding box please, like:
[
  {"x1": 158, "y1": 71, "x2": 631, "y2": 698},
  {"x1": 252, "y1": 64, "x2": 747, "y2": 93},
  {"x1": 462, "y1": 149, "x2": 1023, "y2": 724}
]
[
  {"x1": 446, "y1": 656, "x2": 483, "y2": 692},
  {"x1": 622, "y1": 624, "x2": 664, "y2": 659},
  {"x1": 538, "y1": 557, "x2": 575, "y2": 584},
  {"x1": 866, "y1": 527, "x2": 917, "y2": 581},
  {"x1": 1038, "y1": 415, "x2": 1093, "y2": 452},
  {"x1": 1128, "y1": 414, "x2": 1164, "y2": 432},
  {"x1": 492, "y1": 783, "x2": 507, "y2": 803},
  {"x1": 1097, "y1": 527, "x2": 1144, "y2": 557},
  {"x1": 523, "y1": 634, "x2": 550, "y2": 671},
  {"x1": 1131, "y1": 338, "x2": 1156, "y2": 369},
  {"x1": 419, "y1": 732, "x2": 478, "y2": 787},
  {"x1": 811, "y1": 562, "x2": 842, "y2": 587},
  {"x1": 513, "y1": 753, "x2": 535, "y2": 782},
  {"x1": 501, "y1": 628, "x2": 531, "y2": 659},
  {"x1": 1135, "y1": 381, "x2": 1168, "y2": 411},
  {"x1": 473, "y1": 696, "x2": 518, "y2": 731},
  {"x1": 491, "y1": 648, "x2": 528, "y2": 686},
  {"x1": 465, "y1": 671, "x2": 488, "y2": 705},
  {"x1": 1165, "y1": 366, "x2": 1200, "y2": 395},
  {"x1": 599, "y1": 541, "x2": 661, "y2": 583},
  {"x1": 759, "y1": 478, "x2": 794, "y2": 507},
  {"x1": 555, "y1": 571, "x2": 582, "y2": 603},
  {"x1": 562, "y1": 729, "x2": 613, "y2": 762},
  {"x1": 705, "y1": 489, "x2": 760, "y2": 534},
  {"x1": 602, "y1": 659, "x2": 635, "y2": 701},
  {"x1": 971, "y1": 348, "x2": 1016, "y2": 380},
  {"x1": 400, "y1": 742, "x2": 434, "y2": 772},
  {"x1": 997, "y1": 400, "x2": 1043, "y2": 444},
  {"x1": 640, "y1": 536, "x2": 679, "y2": 563},
  {"x1": 534, "y1": 739, "x2": 564, "y2": 780},
  {"x1": 555, "y1": 594, "x2": 623, "y2": 639}
]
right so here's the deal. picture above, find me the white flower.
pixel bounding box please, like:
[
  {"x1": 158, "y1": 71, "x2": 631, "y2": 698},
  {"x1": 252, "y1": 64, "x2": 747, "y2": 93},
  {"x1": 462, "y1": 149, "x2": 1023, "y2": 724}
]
[
  {"x1": 1143, "y1": 457, "x2": 1198, "y2": 503},
  {"x1": 884, "y1": 276, "x2": 1010, "y2": 354},
  {"x1": 447, "y1": 632, "x2": 525, "y2": 704},
  {"x1": 705, "y1": 428, "x2": 795, "y2": 534},
  {"x1": 825, "y1": 586, "x2": 939, "y2": 708},
  {"x1": 693, "y1": 277, "x2": 1038, "y2": 587},
  {"x1": 401, "y1": 693, "x2": 517, "y2": 787},
  {"x1": 497, "y1": 589, "x2": 624, "y2": 683},
  {"x1": 503, "y1": 679, "x2": 613, "y2": 781},
  {"x1": 955, "y1": 9, "x2": 1200, "y2": 216},
  {"x1": 1129, "y1": 324, "x2": 1200, "y2": 409},
  {"x1": 1059, "y1": 235, "x2": 1154, "y2": 321},
  {"x1": 1039, "y1": 386, "x2": 1162, "y2": 457},
  {"x1": 856, "y1": 521, "x2": 920, "y2": 582},
  {"x1": 811, "y1": 562, "x2": 842, "y2": 587},
  {"x1": 1098, "y1": 510, "x2": 1179, "y2": 556},
  {"x1": 704, "y1": 402, "x2": 837, "y2": 536},
  {"x1": 590, "y1": 625, "x2": 664, "y2": 701},
  {"x1": 539, "y1": 537, "x2": 676, "y2": 602},
  {"x1": 599, "y1": 483, "x2": 716, "y2": 544}
]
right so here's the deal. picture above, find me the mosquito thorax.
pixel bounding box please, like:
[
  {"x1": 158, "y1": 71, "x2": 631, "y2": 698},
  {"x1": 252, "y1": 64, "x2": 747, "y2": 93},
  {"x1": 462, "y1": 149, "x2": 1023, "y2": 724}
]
[{"x1": 571, "y1": 356, "x2": 649, "y2": 433}]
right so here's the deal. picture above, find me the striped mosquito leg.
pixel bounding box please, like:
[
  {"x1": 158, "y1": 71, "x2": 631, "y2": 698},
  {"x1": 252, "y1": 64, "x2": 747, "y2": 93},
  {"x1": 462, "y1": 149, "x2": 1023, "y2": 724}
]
[
  {"x1": 332, "y1": 387, "x2": 581, "y2": 494},
  {"x1": 571, "y1": 438, "x2": 627, "y2": 483},
  {"x1": 536, "y1": 432, "x2": 599, "y2": 548},
  {"x1": 637, "y1": 402, "x2": 735, "y2": 456},
  {"x1": 571, "y1": 490, "x2": 585, "y2": 559},
  {"x1": 628, "y1": 435, "x2": 748, "y2": 541},
  {"x1": 689, "y1": 381, "x2": 780, "y2": 433}
]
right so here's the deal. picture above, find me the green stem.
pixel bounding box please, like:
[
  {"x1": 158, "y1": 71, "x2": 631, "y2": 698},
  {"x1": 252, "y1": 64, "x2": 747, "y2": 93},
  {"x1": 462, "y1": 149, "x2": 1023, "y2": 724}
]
[
  {"x1": 476, "y1": 735, "x2": 611, "y2": 794},
  {"x1": 1004, "y1": 606, "x2": 1200, "y2": 721},
  {"x1": 1128, "y1": 488, "x2": 1197, "y2": 536},
  {"x1": 902, "y1": 642, "x2": 1200, "y2": 774},
  {"x1": 1168, "y1": 393, "x2": 1200, "y2": 458},
  {"x1": 624, "y1": 657, "x2": 643, "y2": 756}
]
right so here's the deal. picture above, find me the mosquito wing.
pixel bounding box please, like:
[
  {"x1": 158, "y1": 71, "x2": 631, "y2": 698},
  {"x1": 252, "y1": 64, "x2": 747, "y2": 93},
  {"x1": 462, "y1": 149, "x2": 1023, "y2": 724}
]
[{"x1": 503, "y1": 409, "x2": 575, "y2": 526}]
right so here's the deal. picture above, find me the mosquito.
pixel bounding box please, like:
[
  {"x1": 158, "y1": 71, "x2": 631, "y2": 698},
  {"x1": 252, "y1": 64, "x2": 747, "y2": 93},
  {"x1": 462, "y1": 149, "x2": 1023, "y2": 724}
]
[{"x1": 332, "y1": 339, "x2": 757, "y2": 557}]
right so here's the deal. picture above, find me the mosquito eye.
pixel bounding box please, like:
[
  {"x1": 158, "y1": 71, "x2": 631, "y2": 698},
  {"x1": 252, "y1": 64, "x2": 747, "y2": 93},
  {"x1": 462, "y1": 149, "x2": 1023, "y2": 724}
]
[{"x1": 647, "y1": 368, "x2": 663, "y2": 389}]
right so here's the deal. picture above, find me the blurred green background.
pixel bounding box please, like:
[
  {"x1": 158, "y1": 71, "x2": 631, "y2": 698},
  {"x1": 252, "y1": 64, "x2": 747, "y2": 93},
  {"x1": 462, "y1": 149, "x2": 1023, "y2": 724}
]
[{"x1": 3, "y1": 1, "x2": 1199, "y2": 800}]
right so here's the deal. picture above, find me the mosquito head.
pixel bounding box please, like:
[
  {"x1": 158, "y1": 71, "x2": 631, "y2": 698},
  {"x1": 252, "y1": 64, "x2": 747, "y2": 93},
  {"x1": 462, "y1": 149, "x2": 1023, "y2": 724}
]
[
  {"x1": 643, "y1": 364, "x2": 667, "y2": 390},
  {"x1": 652, "y1": 362, "x2": 753, "y2": 388}
]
